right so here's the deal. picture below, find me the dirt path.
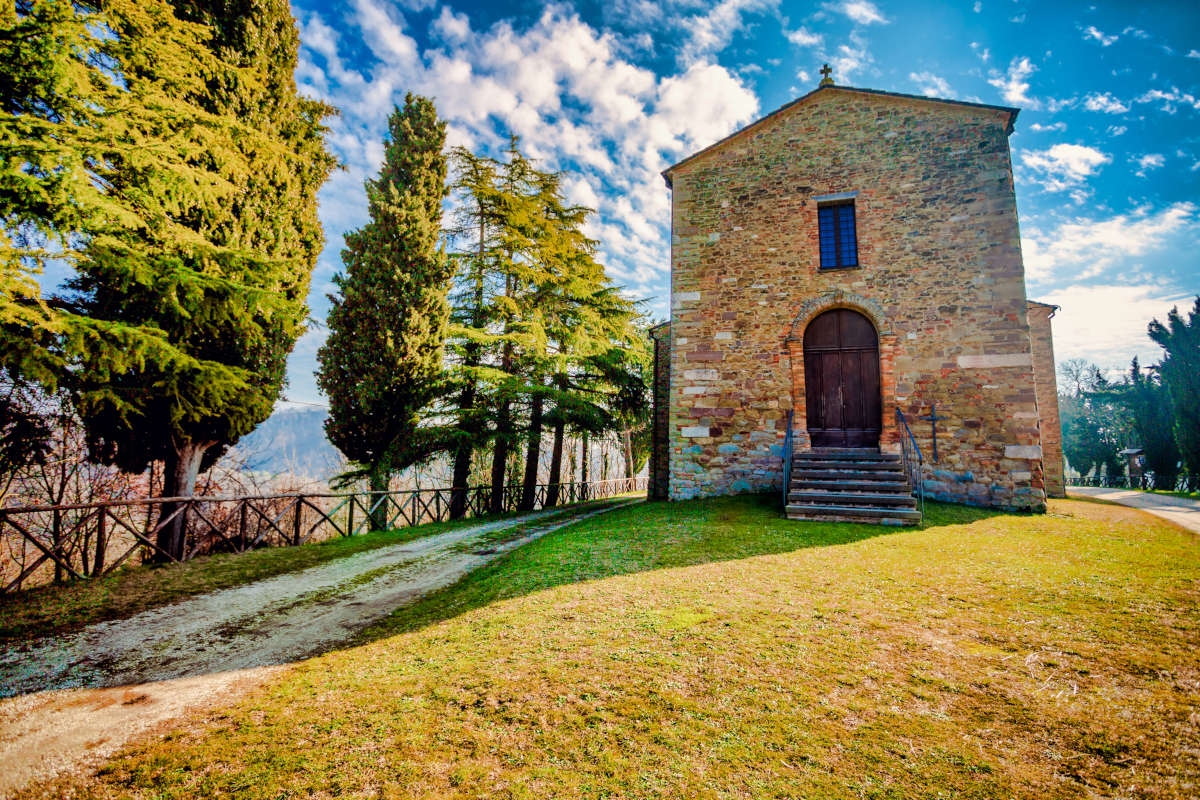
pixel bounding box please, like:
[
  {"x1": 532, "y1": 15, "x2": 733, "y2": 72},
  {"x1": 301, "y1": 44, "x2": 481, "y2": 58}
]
[
  {"x1": 0, "y1": 499, "x2": 638, "y2": 797},
  {"x1": 1068, "y1": 487, "x2": 1200, "y2": 534}
]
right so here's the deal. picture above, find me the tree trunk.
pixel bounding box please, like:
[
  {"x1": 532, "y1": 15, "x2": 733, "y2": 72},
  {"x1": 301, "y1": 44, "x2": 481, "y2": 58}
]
[
  {"x1": 621, "y1": 429, "x2": 634, "y2": 478},
  {"x1": 519, "y1": 392, "x2": 543, "y2": 511},
  {"x1": 449, "y1": 380, "x2": 477, "y2": 520},
  {"x1": 546, "y1": 415, "x2": 565, "y2": 508},
  {"x1": 367, "y1": 469, "x2": 390, "y2": 531},
  {"x1": 581, "y1": 431, "x2": 589, "y2": 502},
  {"x1": 155, "y1": 440, "x2": 208, "y2": 562},
  {"x1": 489, "y1": 400, "x2": 511, "y2": 514}
]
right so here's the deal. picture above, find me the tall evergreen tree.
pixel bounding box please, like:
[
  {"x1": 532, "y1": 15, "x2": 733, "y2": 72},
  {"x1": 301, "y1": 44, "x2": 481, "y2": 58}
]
[
  {"x1": 1148, "y1": 297, "x2": 1200, "y2": 478},
  {"x1": 1120, "y1": 357, "x2": 1180, "y2": 489},
  {"x1": 316, "y1": 95, "x2": 451, "y2": 523},
  {"x1": 62, "y1": 0, "x2": 336, "y2": 559},
  {"x1": 2, "y1": 0, "x2": 266, "y2": 430}
]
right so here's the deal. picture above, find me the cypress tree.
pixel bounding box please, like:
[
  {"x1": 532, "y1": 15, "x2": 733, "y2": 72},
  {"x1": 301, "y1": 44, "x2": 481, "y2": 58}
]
[
  {"x1": 316, "y1": 95, "x2": 451, "y2": 526},
  {"x1": 62, "y1": 0, "x2": 336, "y2": 559}
]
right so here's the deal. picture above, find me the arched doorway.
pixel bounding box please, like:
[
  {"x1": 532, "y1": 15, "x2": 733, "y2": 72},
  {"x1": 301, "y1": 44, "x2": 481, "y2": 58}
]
[{"x1": 803, "y1": 308, "x2": 882, "y2": 448}]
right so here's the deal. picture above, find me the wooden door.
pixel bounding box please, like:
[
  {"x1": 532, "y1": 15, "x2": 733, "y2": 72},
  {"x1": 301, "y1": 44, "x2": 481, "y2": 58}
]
[{"x1": 803, "y1": 309, "x2": 881, "y2": 448}]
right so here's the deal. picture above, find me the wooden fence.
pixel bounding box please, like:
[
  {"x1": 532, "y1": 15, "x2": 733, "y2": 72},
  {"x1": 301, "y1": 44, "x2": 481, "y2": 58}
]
[{"x1": 0, "y1": 477, "x2": 647, "y2": 594}]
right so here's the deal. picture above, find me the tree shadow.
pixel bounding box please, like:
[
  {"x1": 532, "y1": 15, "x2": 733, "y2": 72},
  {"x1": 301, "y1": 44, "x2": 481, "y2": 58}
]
[{"x1": 353, "y1": 492, "x2": 1002, "y2": 647}]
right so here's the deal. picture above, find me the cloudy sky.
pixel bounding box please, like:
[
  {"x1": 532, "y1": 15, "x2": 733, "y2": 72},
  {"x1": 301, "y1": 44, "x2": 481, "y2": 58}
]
[{"x1": 281, "y1": 0, "x2": 1199, "y2": 404}]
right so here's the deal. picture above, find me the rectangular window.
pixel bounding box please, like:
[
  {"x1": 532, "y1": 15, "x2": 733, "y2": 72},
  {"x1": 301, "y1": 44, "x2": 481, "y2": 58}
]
[{"x1": 818, "y1": 200, "x2": 859, "y2": 270}]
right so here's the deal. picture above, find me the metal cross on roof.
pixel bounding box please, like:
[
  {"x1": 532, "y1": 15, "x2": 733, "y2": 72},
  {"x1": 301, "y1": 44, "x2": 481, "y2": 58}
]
[{"x1": 819, "y1": 63, "x2": 834, "y2": 86}]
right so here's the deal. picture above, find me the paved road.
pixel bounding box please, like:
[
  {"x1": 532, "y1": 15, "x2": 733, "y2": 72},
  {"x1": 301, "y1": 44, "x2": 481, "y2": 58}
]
[
  {"x1": 0, "y1": 498, "x2": 638, "y2": 796},
  {"x1": 1068, "y1": 487, "x2": 1200, "y2": 534}
]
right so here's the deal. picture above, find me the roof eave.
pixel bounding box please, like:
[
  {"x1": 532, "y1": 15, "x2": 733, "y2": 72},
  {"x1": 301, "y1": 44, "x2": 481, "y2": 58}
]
[{"x1": 661, "y1": 84, "x2": 1020, "y2": 188}]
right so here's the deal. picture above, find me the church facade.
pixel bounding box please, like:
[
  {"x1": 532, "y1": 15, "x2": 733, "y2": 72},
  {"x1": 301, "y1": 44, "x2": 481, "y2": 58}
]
[{"x1": 649, "y1": 80, "x2": 1065, "y2": 513}]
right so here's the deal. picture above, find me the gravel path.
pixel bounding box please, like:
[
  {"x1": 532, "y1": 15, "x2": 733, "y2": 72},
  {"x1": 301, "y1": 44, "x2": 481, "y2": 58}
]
[
  {"x1": 1068, "y1": 487, "x2": 1200, "y2": 534},
  {"x1": 0, "y1": 499, "x2": 638, "y2": 796}
]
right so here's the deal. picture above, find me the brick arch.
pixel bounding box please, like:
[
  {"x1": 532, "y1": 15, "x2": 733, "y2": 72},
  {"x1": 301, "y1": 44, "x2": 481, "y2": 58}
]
[
  {"x1": 785, "y1": 290, "x2": 892, "y2": 342},
  {"x1": 783, "y1": 291, "x2": 899, "y2": 452}
]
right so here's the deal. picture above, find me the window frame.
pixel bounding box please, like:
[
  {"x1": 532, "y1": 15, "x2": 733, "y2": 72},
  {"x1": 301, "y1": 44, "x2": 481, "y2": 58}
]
[{"x1": 817, "y1": 198, "x2": 860, "y2": 271}]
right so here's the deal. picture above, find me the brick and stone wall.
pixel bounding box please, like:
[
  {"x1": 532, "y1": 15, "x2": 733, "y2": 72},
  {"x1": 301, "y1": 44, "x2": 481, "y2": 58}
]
[
  {"x1": 649, "y1": 323, "x2": 671, "y2": 500},
  {"x1": 1027, "y1": 301, "x2": 1065, "y2": 498},
  {"x1": 664, "y1": 86, "x2": 1047, "y2": 512}
]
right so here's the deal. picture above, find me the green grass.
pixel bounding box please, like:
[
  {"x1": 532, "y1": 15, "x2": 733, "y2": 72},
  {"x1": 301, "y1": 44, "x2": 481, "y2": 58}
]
[
  {"x1": 25, "y1": 495, "x2": 1200, "y2": 799},
  {"x1": 0, "y1": 504, "x2": 590, "y2": 645}
]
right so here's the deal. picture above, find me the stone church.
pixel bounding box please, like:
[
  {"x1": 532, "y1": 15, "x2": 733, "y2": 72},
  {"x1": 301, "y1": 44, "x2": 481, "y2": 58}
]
[{"x1": 648, "y1": 72, "x2": 1065, "y2": 522}]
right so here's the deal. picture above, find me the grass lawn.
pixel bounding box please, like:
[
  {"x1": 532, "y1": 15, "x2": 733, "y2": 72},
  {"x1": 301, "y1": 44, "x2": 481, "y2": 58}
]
[
  {"x1": 0, "y1": 500, "x2": 617, "y2": 645},
  {"x1": 27, "y1": 495, "x2": 1200, "y2": 799}
]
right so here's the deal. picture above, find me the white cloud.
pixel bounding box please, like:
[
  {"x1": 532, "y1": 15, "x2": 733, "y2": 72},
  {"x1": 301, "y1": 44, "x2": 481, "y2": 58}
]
[
  {"x1": 1020, "y1": 143, "x2": 1110, "y2": 192},
  {"x1": 1136, "y1": 87, "x2": 1200, "y2": 113},
  {"x1": 988, "y1": 56, "x2": 1037, "y2": 107},
  {"x1": 1083, "y1": 92, "x2": 1130, "y2": 113},
  {"x1": 970, "y1": 41, "x2": 990, "y2": 63},
  {"x1": 431, "y1": 6, "x2": 471, "y2": 42},
  {"x1": 973, "y1": 1, "x2": 981, "y2": 12},
  {"x1": 678, "y1": 0, "x2": 777, "y2": 67},
  {"x1": 1029, "y1": 121, "x2": 1066, "y2": 132},
  {"x1": 909, "y1": 71, "x2": 953, "y2": 98},
  {"x1": 1083, "y1": 25, "x2": 1117, "y2": 46},
  {"x1": 1187, "y1": 49, "x2": 1200, "y2": 58},
  {"x1": 829, "y1": 31, "x2": 875, "y2": 83},
  {"x1": 1106, "y1": 124, "x2": 1127, "y2": 136},
  {"x1": 1037, "y1": 284, "x2": 1193, "y2": 370},
  {"x1": 1021, "y1": 202, "x2": 1197, "y2": 284},
  {"x1": 826, "y1": 0, "x2": 888, "y2": 25},
  {"x1": 785, "y1": 27, "x2": 823, "y2": 47},
  {"x1": 1134, "y1": 153, "x2": 1165, "y2": 176}
]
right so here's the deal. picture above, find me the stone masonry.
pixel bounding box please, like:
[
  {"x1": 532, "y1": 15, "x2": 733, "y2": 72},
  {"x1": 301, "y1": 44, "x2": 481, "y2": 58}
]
[
  {"x1": 660, "y1": 84, "x2": 1050, "y2": 512},
  {"x1": 1027, "y1": 301, "x2": 1065, "y2": 497}
]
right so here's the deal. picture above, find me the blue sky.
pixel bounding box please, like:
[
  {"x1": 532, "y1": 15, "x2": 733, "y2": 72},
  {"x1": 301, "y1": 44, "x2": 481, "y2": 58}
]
[{"x1": 236, "y1": 1, "x2": 1200, "y2": 402}]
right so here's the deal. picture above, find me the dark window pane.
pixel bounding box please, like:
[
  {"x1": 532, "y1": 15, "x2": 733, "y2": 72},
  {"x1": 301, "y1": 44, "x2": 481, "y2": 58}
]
[{"x1": 818, "y1": 200, "x2": 858, "y2": 269}]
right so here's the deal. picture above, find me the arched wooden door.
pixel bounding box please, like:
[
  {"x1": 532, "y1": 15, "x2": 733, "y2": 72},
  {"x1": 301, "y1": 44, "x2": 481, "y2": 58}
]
[{"x1": 803, "y1": 309, "x2": 882, "y2": 448}]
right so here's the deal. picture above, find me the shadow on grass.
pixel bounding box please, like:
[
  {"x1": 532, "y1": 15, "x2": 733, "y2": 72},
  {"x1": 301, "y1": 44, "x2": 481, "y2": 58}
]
[{"x1": 355, "y1": 492, "x2": 1001, "y2": 646}]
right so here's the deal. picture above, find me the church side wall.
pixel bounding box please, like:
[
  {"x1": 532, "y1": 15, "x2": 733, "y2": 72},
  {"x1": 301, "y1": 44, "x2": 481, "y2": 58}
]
[
  {"x1": 1027, "y1": 303, "x2": 1066, "y2": 498},
  {"x1": 667, "y1": 89, "x2": 1047, "y2": 511}
]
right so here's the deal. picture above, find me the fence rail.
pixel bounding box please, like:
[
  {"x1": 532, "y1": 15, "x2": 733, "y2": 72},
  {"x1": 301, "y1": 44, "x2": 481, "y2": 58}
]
[{"x1": 0, "y1": 476, "x2": 647, "y2": 594}]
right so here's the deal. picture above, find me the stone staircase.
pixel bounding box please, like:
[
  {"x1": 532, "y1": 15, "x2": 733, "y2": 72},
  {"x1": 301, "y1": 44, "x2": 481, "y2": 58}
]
[{"x1": 785, "y1": 448, "x2": 921, "y2": 526}]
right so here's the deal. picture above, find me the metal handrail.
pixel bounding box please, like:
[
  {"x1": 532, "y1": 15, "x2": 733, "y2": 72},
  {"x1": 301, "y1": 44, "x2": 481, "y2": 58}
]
[
  {"x1": 894, "y1": 409, "x2": 926, "y2": 523},
  {"x1": 781, "y1": 409, "x2": 795, "y2": 508}
]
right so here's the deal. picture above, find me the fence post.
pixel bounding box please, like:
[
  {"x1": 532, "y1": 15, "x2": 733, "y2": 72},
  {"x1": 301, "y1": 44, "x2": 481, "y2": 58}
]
[
  {"x1": 292, "y1": 497, "x2": 302, "y2": 546},
  {"x1": 93, "y1": 507, "x2": 107, "y2": 575},
  {"x1": 347, "y1": 495, "x2": 355, "y2": 537},
  {"x1": 238, "y1": 501, "x2": 249, "y2": 551}
]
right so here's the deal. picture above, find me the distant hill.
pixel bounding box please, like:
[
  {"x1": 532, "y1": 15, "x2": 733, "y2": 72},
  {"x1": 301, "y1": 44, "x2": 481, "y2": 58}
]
[{"x1": 235, "y1": 406, "x2": 344, "y2": 480}]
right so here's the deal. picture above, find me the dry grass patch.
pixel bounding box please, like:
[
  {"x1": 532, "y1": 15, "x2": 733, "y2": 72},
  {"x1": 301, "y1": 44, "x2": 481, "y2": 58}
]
[{"x1": 26, "y1": 496, "x2": 1200, "y2": 799}]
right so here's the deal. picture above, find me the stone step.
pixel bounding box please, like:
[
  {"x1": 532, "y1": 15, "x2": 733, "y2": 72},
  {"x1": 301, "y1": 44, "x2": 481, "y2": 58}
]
[
  {"x1": 788, "y1": 491, "x2": 916, "y2": 507},
  {"x1": 793, "y1": 457, "x2": 903, "y2": 470},
  {"x1": 791, "y1": 466, "x2": 904, "y2": 480},
  {"x1": 792, "y1": 470, "x2": 902, "y2": 482},
  {"x1": 791, "y1": 479, "x2": 912, "y2": 493},
  {"x1": 784, "y1": 504, "x2": 922, "y2": 524},
  {"x1": 793, "y1": 450, "x2": 900, "y2": 462}
]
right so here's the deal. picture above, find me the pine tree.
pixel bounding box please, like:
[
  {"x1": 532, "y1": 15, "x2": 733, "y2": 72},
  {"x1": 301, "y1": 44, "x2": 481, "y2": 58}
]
[
  {"x1": 2, "y1": 0, "x2": 268, "y2": 416},
  {"x1": 62, "y1": 0, "x2": 336, "y2": 559},
  {"x1": 1148, "y1": 297, "x2": 1200, "y2": 478},
  {"x1": 316, "y1": 95, "x2": 451, "y2": 525},
  {"x1": 1121, "y1": 358, "x2": 1180, "y2": 489}
]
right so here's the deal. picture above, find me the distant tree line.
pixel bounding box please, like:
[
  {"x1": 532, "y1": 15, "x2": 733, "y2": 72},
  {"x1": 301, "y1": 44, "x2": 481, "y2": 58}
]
[
  {"x1": 315, "y1": 99, "x2": 650, "y2": 526},
  {"x1": 1059, "y1": 297, "x2": 1200, "y2": 490}
]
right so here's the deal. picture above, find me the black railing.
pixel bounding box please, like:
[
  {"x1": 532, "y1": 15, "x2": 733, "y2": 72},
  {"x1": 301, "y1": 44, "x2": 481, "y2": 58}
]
[
  {"x1": 1071, "y1": 473, "x2": 1197, "y2": 493},
  {"x1": 895, "y1": 409, "x2": 926, "y2": 522},
  {"x1": 0, "y1": 476, "x2": 647, "y2": 594},
  {"x1": 781, "y1": 410, "x2": 795, "y2": 508}
]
